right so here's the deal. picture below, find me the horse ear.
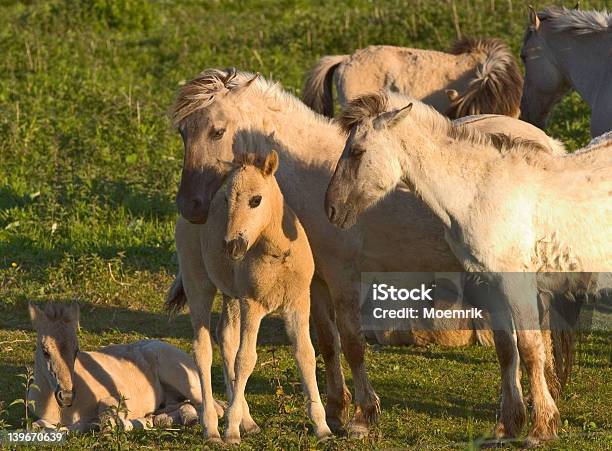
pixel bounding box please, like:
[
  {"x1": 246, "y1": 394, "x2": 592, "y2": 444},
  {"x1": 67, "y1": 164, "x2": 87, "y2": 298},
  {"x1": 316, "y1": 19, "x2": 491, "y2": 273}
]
[
  {"x1": 28, "y1": 302, "x2": 43, "y2": 329},
  {"x1": 574, "y1": 1, "x2": 579, "y2": 9},
  {"x1": 446, "y1": 89, "x2": 460, "y2": 102},
  {"x1": 70, "y1": 302, "x2": 80, "y2": 330},
  {"x1": 528, "y1": 5, "x2": 541, "y2": 30},
  {"x1": 262, "y1": 150, "x2": 279, "y2": 177},
  {"x1": 385, "y1": 103, "x2": 413, "y2": 129},
  {"x1": 230, "y1": 73, "x2": 260, "y2": 96}
]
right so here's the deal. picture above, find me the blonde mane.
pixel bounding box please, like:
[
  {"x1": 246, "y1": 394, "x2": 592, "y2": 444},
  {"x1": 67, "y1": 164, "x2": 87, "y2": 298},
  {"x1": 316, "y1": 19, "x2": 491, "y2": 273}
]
[
  {"x1": 171, "y1": 68, "x2": 328, "y2": 127},
  {"x1": 339, "y1": 92, "x2": 549, "y2": 157},
  {"x1": 447, "y1": 37, "x2": 523, "y2": 118},
  {"x1": 539, "y1": 6, "x2": 612, "y2": 35}
]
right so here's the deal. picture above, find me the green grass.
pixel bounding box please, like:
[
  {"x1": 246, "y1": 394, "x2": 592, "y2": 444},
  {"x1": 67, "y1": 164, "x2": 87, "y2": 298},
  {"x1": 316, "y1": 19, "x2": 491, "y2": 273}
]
[{"x1": 0, "y1": 0, "x2": 610, "y2": 449}]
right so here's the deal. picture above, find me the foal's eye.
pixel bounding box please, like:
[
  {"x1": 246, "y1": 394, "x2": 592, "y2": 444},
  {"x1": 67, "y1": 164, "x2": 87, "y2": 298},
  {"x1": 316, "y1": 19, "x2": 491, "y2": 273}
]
[
  {"x1": 211, "y1": 128, "x2": 226, "y2": 140},
  {"x1": 249, "y1": 195, "x2": 262, "y2": 208},
  {"x1": 351, "y1": 146, "x2": 366, "y2": 157}
]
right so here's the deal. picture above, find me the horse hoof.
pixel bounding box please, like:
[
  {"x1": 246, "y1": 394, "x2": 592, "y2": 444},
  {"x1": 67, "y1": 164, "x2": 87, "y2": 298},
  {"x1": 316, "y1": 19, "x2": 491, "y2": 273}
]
[
  {"x1": 326, "y1": 417, "x2": 346, "y2": 436},
  {"x1": 205, "y1": 434, "x2": 223, "y2": 444},
  {"x1": 347, "y1": 423, "x2": 369, "y2": 439},
  {"x1": 316, "y1": 426, "x2": 333, "y2": 442},
  {"x1": 241, "y1": 422, "x2": 261, "y2": 435},
  {"x1": 224, "y1": 434, "x2": 241, "y2": 445}
]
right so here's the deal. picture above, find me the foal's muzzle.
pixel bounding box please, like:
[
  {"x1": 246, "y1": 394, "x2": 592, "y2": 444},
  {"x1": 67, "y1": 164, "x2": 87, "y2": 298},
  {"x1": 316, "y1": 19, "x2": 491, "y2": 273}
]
[
  {"x1": 55, "y1": 387, "x2": 74, "y2": 408},
  {"x1": 224, "y1": 236, "x2": 248, "y2": 261}
]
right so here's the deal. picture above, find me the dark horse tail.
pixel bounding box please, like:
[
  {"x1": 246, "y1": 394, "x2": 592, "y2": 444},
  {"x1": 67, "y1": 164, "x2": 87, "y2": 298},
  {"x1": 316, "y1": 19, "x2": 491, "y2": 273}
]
[
  {"x1": 540, "y1": 272, "x2": 600, "y2": 401},
  {"x1": 165, "y1": 271, "x2": 187, "y2": 314}
]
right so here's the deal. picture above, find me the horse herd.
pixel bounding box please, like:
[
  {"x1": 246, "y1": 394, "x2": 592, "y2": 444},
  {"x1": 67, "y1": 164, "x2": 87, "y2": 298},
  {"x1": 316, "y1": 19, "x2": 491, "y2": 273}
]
[{"x1": 28, "y1": 5, "x2": 611, "y2": 448}]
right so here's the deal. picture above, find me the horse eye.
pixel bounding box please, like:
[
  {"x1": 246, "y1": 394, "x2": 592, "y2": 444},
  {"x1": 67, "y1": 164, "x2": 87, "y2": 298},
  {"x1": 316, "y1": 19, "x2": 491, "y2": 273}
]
[
  {"x1": 42, "y1": 349, "x2": 50, "y2": 359},
  {"x1": 351, "y1": 146, "x2": 366, "y2": 157},
  {"x1": 249, "y1": 195, "x2": 262, "y2": 208},
  {"x1": 212, "y1": 128, "x2": 226, "y2": 140}
]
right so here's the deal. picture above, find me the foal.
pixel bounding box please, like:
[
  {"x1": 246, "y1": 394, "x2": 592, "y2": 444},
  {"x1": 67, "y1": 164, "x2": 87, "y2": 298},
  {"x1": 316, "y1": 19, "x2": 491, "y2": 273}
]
[
  {"x1": 201, "y1": 150, "x2": 331, "y2": 444},
  {"x1": 28, "y1": 302, "x2": 222, "y2": 432}
]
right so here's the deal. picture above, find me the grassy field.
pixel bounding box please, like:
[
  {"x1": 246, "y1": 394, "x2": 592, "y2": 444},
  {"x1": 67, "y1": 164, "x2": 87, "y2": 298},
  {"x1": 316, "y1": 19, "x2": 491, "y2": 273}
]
[{"x1": 1, "y1": 0, "x2": 610, "y2": 449}]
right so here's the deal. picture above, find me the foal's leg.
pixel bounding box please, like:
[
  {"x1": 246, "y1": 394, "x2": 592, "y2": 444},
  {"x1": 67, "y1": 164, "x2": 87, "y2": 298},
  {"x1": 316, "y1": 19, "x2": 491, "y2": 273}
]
[
  {"x1": 217, "y1": 295, "x2": 260, "y2": 434},
  {"x1": 224, "y1": 299, "x2": 267, "y2": 445},
  {"x1": 502, "y1": 274, "x2": 559, "y2": 446},
  {"x1": 310, "y1": 276, "x2": 351, "y2": 433},
  {"x1": 328, "y1": 281, "x2": 380, "y2": 439},
  {"x1": 176, "y1": 217, "x2": 221, "y2": 442},
  {"x1": 283, "y1": 293, "x2": 332, "y2": 440}
]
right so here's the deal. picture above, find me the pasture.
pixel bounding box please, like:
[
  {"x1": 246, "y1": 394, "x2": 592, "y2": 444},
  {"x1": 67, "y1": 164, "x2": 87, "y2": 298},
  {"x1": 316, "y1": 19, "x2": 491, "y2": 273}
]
[{"x1": 0, "y1": 0, "x2": 610, "y2": 449}]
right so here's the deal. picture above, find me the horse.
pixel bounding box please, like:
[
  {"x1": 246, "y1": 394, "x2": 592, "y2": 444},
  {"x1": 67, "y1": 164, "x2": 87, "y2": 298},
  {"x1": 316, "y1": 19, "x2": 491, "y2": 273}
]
[
  {"x1": 303, "y1": 37, "x2": 522, "y2": 119},
  {"x1": 28, "y1": 302, "x2": 224, "y2": 432},
  {"x1": 324, "y1": 92, "x2": 611, "y2": 446},
  {"x1": 520, "y1": 5, "x2": 612, "y2": 137},
  {"x1": 184, "y1": 150, "x2": 331, "y2": 444},
  {"x1": 166, "y1": 69, "x2": 567, "y2": 441}
]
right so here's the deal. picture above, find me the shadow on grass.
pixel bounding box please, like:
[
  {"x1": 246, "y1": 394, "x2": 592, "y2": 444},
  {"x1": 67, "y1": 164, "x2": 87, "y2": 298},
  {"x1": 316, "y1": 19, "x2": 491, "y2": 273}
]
[{"x1": 0, "y1": 301, "x2": 288, "y2": 345}]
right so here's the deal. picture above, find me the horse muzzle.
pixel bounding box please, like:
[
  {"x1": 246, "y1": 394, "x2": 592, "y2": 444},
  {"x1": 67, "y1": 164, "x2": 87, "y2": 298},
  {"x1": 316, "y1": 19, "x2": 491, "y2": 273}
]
[
  {"x1": 224, "y1": 236, "x2": 248, "y2": 261},
  {"x1": 55, "y1": 387, "x2": 74, "y2": 408}
]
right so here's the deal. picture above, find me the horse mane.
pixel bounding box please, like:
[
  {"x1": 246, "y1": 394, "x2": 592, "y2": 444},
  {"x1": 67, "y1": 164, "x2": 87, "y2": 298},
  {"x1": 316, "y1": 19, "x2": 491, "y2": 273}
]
[
  {"x1": 336, "y1": 92, "x2": 389, "y2": 135},
  {"x1": 339, "y1": 92, "x2": 550, "y2": 157},
  {"x1": 446, "y1": 37, "x2": 523, "y2": 118},
  {"x1": 41, "y1": 303, "x2": 78, "y2": 323},
  {"x1": 171, "y1": 68, "x2": 329, "y2": 127},
  {"x1": 539, "y1": 6, "x2": 612, "y2": 35},
  {"x1": 575, "y1": 130, "x2": 612, "y2": 154}
]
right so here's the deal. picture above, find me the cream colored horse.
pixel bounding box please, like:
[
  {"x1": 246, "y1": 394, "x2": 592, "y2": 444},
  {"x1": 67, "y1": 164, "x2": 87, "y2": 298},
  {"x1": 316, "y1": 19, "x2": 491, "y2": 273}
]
[
  {"x1": 325, "y1": 93, "x2": 611, "y2": 446},
  {"x1": 28, "y1": 302, "x2": 223, "y2": 432},
  {"x1": 193, "y1": 150, "x2": 330, "y2": 444},
  {"x1": 167, "y1": 69, "x2": 566, "y2": 440},
  {"x1": 520, "y1": 6, "x2": 612, "y2": 137},
  {"x1": 304, "y1": 38, "x2": 522, "y2": 118}
]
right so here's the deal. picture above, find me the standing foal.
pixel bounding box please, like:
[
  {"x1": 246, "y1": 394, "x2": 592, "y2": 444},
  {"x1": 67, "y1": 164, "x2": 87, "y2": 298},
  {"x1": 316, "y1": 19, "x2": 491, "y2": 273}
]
[{"x1": 201, "y1": 150, "x2": 331, "y2": 444}]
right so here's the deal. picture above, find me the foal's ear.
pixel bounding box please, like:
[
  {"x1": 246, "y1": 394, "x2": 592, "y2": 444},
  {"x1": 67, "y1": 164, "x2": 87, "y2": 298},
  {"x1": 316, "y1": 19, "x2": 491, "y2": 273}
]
[
  {"x1": 528, "y1": 5, "x2": 541, "y2": 30},
  {"x1": 379, "y1": 103, "x2": 413, "y2": 129},
  {"x1": 262, "y1": 150, "x2": 279, "y2": 177},
  {"x1": 28, "y1": 302, "x2": 43, "y2": 329},
  {"x1": 230, "y1": 73, "x2": 260, "y2": 96},
  {"x1": 446, "y1": 89, "x2": 460, "y2": 102},
  {"x1": 69, "y1": 302, "x2": 80, "y2": 330}
]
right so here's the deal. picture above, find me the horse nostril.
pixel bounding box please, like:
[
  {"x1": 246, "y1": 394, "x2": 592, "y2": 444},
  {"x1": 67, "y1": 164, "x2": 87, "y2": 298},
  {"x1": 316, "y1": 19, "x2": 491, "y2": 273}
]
[{"x1": 327, "y1": 205, "x2": 336, "y2": 221}]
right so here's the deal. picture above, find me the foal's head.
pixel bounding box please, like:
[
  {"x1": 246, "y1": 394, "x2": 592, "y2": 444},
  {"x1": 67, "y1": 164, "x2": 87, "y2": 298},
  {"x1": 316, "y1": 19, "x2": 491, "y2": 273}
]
[
  {"x1": 223, "y1": 151, "x2": 281, "y2": 261},
  {"x1": 29, "y1": 302, "x2": 80, "y2": 408},
  {"x1": 325, "y1": 93, "x2": 414, "y2": 230}
]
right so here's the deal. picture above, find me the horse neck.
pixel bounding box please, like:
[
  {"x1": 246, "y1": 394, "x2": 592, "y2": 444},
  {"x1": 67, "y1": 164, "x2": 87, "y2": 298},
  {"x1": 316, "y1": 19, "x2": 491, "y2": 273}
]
[
  {"x1": 395, "y1": 123, "x2": 498, "y2": 228},
  {"x1": 237, "y1": 91, "x2": 344, "y2": 168},
  {"x1": 545, "y1": 28, "x2": 610, "y2": 106}
]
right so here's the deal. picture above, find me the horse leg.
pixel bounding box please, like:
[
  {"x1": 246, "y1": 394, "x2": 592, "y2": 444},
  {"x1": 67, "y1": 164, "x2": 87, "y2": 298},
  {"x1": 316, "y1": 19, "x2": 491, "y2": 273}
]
[
  {"x1": 176, "y1": 217, "x2": 221, "y2": 442},
  {"x1": 328, "y1": 282, "x2": 379, "y2": 439},
  {"x1": 309, "y1": 276, "x2": 351, "y2": 434},
  {"x1": 224, "y1": 299, "x2": 266, "y2": 445},
  {"x1": 283, "y1": 293, "x2": 332, "y2": 440},
  {"x1": 217, "y1": 295, "x2": 260, "y2": 435},
  {"x1": 467, "y1": 278, "x2": 526, "y2": 440},
  {"x1": 503, "y1": 274, "x2": 560, "y2": 446}
]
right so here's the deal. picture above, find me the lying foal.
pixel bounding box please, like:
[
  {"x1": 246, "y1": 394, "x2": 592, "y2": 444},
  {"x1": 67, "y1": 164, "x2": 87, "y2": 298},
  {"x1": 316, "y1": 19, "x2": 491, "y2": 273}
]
[{"x1": 28, "y1": 302, "x2": 224, "y2": 432}]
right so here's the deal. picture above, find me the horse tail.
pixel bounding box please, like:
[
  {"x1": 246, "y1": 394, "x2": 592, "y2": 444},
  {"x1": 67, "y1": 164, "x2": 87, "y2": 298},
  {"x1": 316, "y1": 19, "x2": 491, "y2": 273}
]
[
  {"x1": 165, "y1": 271, "x2": 187, "y2": 315},
  {"x1": 446, "y1": 37, "x2": 523, "y2": 119},
  {"x1": 303, "y1": 54, "x2": 349, "y2": 117}
]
